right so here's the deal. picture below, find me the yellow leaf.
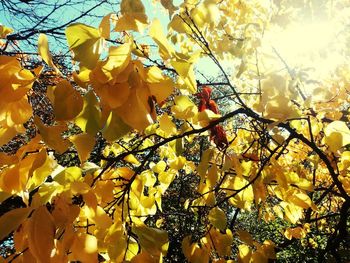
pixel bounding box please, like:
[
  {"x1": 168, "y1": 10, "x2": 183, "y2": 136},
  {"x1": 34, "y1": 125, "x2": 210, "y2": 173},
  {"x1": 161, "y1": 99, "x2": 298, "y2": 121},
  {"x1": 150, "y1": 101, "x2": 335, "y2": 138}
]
[
  {"x1": 288, "y1": 191, "x2": 316, "y2": 210},
  {"x1": 159, "y1": 113, "x2": 177, "y2": 136},
  {"x1": 65, "y1": 23, "x2": 102, "y2": 69},
  {"x1": 132, "y1": 220, "x2": 169, "y2": 257},
  {"x1": 197, "y1": 149, "x2": 214, "y2": 178},
  {"x1": 1, "y1": 96, "x2": 32, "y2": 127},
  {"x1": 284, "y1": 227, "x2": 307, "y2": 240},
  {"x1": 0, "y1": 126, "x2": 18, "y2": 147},
  {"x1": 208, "y1": 207, "x2": 227, "y2": 231},
  {"x1": 151, "y1": 161, "x2": 167, "y2": 174},
  {"x1": 121, "y1": 0, "x2": 145, "y2": 14},
  {"x1": 149, "y1": 19, "x2": 174, "y2": 60},
  {"x1": 146, "y1": 66, "x2": 174, "y2": 103},
  {"x1": 171, "y1": 95, "x2": 198, "y2": 120},
  {"x1": 160, "y1": 0, "x2": 178, "y2": 18},
  {"x1": 93, "y1": 180, "x2": 115, "y2": 204},
  {"x1": 115, "y1": 85, "x2": 155, "y2": 131},
  {"x1": 238, "y1": 244, "x2": 252, "y2": 263},
  {"x1": 207, "y1": 164, "x2": 218, "y2": 188},
  {"x1": 171, "y1": 54, "x2": 198, "y2": 93},
  {"x1": 223, "y1": 176, "x2": 254, "y2": 210},
  {"x1": 0, "y1": 164, "x2": 26, "y2": 194},
  {"x1": 124, "y1": 154, "x2": 140, "y2": 165},
  {"x1": 70, "y1": 233, "x2": 98, "y2": 263},
  {"x1": 115, "y1": 13, "x2": 148, "y2": 33},
  {"x1": 158, "y1": 170, "x2": 176, "y2": 194},
  {"x1": 324, "y1": 121, "x2": 350, "y2": 152},
  {"x1": 131, "y1": 251, "x2": 158, "y2": 263},
  {"x1": 37, "y1": 34, "x2": 60, "y2": 73},
  {"x1": 71, "y1": 181, "x2": 90, "y2": 195},
  {"x1": 0, "y1": 25, "x2": 13, "y2": 38},
  {"x1": 0, "y1": 56, "x2": 34, "y2": 102},
  {"x1": 237, "y1": 230, "x2": 254, "y2": 246},
  {"x1": 169, "y1": 15, "x2": 191, "y2": 34},
  {"x1": 169, "y1": 155, "x2": 186, "y2": 170},
  {"x1": 83, "y1": 206, "x2": 112, "y2": 230},
  {"x1": 69, "y1": 133, "x2": 96, "y2": 163},
  {"x1": 96, "y1": 82, "x2": 131, "y2": 109},
  {"x1": 99, "y1": 13, "x2": 114, "y2": 39},
  {"x1": 101, "y1": 110, "x2": 131, "y2": 141},
  {"x1": 29, "y1": 149, "x2": 57, "y2": 188},
  {"x1": 207, "y1": 228, "x2": 233, "y2": 257},
  {"x1": 48, "y1": 79, "x2": 83, "y2": 120},
  {"x1": 73, "y1": 68, "x2": 91, "y2": 88},
  {"x1": 191, "y1": 1, "x2": 219, "y2": 29},
  {"x1": 28, "y1": 206, "x2": 56, "y2": 263},
  {"x1": 182, "y1": 236, "x2": 210, "y2": 263},
  {"x1": 75, "y1": 90, "x2": 102, "y2": 135},
  {"x1": 94, "y1": 41, "x2": 132, "y2": 82},
  {"x1": 0, "y1": 207, "x2": 31, "y2": 241},
  {"x1": 280, "y1": 202, "x2": 303, "y2": 224},
  {"x1": 0, "y1": 152, "x2": 18, "y2": 166},
  {"x1": 115, "y1": 0, "x2": 148, "y2": 32},
  {"x1": 54, "y1": 166, "x2": 82, "y2": 185},
  {"x1": 34, "y1": 116, "x2": 70, "y2": 154}
]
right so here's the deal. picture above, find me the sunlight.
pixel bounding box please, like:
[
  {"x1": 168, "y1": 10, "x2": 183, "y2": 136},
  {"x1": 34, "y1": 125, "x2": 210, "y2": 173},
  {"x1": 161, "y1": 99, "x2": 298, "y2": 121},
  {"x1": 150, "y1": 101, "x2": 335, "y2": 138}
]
[
  {"x1": 275, "y1": 21, "x2": 335, "y2": 58},
  {"x1": 262, "y1": 18, "x2": 346, "y2": 87}
]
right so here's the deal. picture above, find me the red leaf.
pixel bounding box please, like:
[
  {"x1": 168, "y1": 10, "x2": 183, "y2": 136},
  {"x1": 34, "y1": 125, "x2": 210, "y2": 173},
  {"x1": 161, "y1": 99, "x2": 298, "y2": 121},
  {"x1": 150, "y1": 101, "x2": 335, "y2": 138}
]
[
  {"x1": 208, "y1": 100, "x2": 219, "y2": 114},
  {"x1": 210, "y1": 125, "x2": 228, "y2": 149}
]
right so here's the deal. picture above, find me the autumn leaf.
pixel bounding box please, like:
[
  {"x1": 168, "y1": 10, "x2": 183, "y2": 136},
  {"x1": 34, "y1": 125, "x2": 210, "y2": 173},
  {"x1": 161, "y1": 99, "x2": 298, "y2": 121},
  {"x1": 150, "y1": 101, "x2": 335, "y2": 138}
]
[
  {"x1": 0, "y1": 25, "x2": 13, "y2": 38},
  {"x1": 208, "y1": 207, "x2": 227, "y2": 231},
  {"x1": 115, "y1": 0, "x2": 148, "y2": 32},
  {"x1": 65, "y1": 23, "x2": 103, "y2": 69},
  {"x1": 132, "y1": 220, "x2": 169, "y2": 257},
  {"x1": 47, "y1": 79, "x2": 83, "y2": 121},
  {"x1": 324, "y1": 121, "x2": 350, "y2": 152},
  {"x1": 69, "y1": 133, "x2": 96, "y2": 163},
  {"x1": 34, "y1": 116, "x2": 70, "y2": 154},
  {"x1": 38, "y1": 34, "x2": 61, "y2": 73},
  {"x1": 75, "y1": 90, "x2": 102, "y2": 135},
  {"x1": 28, "y1": 206, "x2": 56, "y2": 263},
  {"x1": 150, "y1": 19, "x2": 175, "y2": 60},
  {"x1": 0, "y1": 207, "x2": 32, "y2": 241}
]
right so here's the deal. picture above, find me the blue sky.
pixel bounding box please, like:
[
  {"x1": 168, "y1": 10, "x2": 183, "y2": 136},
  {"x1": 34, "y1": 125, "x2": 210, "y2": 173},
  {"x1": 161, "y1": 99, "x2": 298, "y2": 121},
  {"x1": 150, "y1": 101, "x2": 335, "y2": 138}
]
[{"x1": 0, "y1": 0, "x2": 221, "y2": 78}]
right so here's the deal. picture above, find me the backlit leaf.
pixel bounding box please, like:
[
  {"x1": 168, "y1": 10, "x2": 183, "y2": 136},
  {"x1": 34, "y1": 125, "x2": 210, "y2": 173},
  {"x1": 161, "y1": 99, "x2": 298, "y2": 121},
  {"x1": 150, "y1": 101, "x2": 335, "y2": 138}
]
[
  {"x1": 65, "y1": 23, "x2": 102, "y2": 69},
  {"x1": 28, "y1": 206, "x2": 55, "y2": 263},
  {"x1": 34, "y1": 116, "x2": 70, "y2": 154},
  {"x1": 146, "y1": 66, "x2": 174, "y2": 103},
  {"x1": 102, "y1": 110, "x2": 131, "y2": 141},
  {"x1": 75, "y1": 90, "x2": 102, "y2": 135},
  {"x1": 208, "y1": 207, "x2": 227, "y2": 231},
  {"x1": 324, "y1": 121, "x2": 350, "y2": 152},
  {"x1": 70, "y1": 233, "x2": 98, "y2": 263},
  {"x1": 159, "y1": 113, "x2": 177, "y2": 136},
  {"x1": 37, "y1": 34, "x2": 60, "y2": 73},
  {"x1": 0, "y1": 25, "x2": 13, "y2": 38},
  {"x1": 115, "y1": 0, "x2": 148, "y2": 32},
  {"x1": 149, "y1": 19, "x2": 174, "y2": 60},
  {"x1": 69, "y1": 133, "x2": 96, "y2": 163},
  {"x1": 0, "y1": 207, "x2": 31, "y2": 241},
  {"x1": 132, "y1": 220, "x2": 169, "y2": 257},
  {"x1": 47, "y1": 79, "x2": 83, "y2": 120}
]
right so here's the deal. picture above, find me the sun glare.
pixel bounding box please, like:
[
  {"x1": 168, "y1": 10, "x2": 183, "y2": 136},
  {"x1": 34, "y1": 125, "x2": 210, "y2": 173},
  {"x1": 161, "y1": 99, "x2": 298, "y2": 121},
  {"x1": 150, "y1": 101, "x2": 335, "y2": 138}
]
[
  {"x1": 276, "y1": 22, "x2": 335, "y2": 56},
  {"x1": 262, "y1": 18, "x2": 346, "y2": 87}
]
